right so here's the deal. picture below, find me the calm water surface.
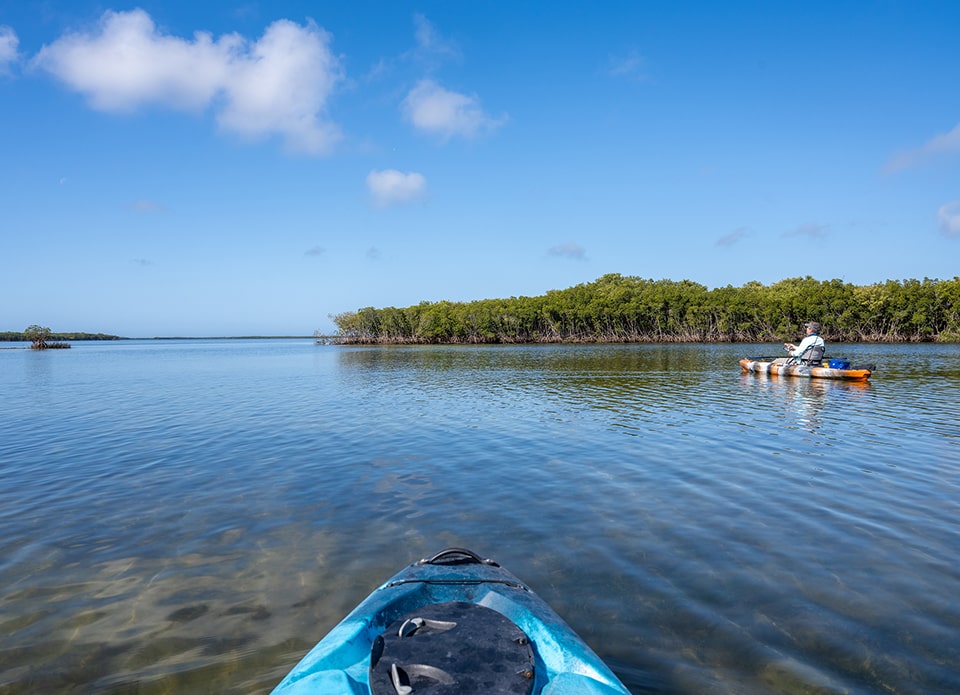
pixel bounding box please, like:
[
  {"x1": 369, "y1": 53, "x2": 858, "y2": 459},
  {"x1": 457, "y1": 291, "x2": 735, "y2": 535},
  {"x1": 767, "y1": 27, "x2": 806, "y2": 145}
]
[{"x1": 1, "y1": 340, "x2": 958, "y2": 694}]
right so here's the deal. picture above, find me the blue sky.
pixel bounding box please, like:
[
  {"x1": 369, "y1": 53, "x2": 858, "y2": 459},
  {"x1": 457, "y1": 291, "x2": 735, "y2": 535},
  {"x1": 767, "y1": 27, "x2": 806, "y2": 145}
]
[{"x1": 2, "y1": 1, "x2": 958, "y2": 337}]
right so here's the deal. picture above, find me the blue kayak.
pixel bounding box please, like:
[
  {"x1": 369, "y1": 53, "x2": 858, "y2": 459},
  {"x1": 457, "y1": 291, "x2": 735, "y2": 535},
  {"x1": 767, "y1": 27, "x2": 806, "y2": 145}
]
[{"x1": 271, "y1": 548, "x2": 631, "y2": 694}]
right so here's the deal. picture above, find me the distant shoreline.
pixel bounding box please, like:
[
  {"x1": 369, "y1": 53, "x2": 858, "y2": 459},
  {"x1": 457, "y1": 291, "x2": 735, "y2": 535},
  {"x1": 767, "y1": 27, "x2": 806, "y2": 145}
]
[
  {"x1": 0, "y1": 335, "x2": 321, "y2": 343},
  {"x1": 142, "y1": 335, "x2": 319, "y2": 340}
]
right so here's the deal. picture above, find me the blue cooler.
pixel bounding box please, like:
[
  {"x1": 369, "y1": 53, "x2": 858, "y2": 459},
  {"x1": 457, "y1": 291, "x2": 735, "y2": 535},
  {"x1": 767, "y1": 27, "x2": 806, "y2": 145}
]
[{"x1": 829, "y1": 359, "x2": 850, "y2": 369}]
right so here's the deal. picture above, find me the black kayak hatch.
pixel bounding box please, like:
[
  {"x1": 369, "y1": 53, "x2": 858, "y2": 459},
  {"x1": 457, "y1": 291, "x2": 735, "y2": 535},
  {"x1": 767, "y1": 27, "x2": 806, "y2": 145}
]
[{"x1": 369, "y1": 601, "x2": 535, "y2": 694}]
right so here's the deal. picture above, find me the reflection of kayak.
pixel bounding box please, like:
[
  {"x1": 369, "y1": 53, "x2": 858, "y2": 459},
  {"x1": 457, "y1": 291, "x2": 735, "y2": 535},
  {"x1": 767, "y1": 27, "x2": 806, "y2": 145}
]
[
  {"x1": 271, "y1": 548, "x2": 631, "y2": 695},
  {"x1": 740, "y1": 357, "x2": 872, "y2": 380}
]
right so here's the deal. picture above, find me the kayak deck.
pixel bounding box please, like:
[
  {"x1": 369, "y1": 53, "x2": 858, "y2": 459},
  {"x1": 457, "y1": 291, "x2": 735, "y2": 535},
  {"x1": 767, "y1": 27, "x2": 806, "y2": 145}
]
[
  {"x1": 739, "y1": 357, "x2": 872, "y2": 380},
  {"x1": 271, "y1": 548, "x2": 630, "y2": 695}
]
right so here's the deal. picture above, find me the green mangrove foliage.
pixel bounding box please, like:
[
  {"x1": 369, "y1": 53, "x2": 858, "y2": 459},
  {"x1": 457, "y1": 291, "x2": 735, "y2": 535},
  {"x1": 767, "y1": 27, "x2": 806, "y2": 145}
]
[
  {"x1": 22, "y1": 325, "x2": 71, "y2": 349},
  {"x1": 23, "y1": 325, "x2": 51, "y2": 349},
  {"x1": 332, "y1": 274, "x2": 960, "y2": 344}
]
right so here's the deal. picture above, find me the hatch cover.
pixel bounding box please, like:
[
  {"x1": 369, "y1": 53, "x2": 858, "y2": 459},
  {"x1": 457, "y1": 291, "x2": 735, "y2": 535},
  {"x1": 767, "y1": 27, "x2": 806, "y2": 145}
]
[{"x1": 370, "y1": 601, "x2": 534, "y2": 694}]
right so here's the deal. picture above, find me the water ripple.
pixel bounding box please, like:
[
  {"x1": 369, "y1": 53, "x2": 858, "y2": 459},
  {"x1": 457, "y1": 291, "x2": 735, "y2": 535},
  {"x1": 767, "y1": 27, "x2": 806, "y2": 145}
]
[{"x1": 1, "y1": 341, "x2": 958, "y2": 693}]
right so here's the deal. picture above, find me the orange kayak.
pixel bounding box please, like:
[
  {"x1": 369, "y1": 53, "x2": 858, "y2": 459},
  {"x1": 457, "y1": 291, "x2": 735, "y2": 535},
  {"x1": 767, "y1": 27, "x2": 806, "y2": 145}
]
[{"x1": 740, "y1": 357, "x2": 872, "y2": 380}]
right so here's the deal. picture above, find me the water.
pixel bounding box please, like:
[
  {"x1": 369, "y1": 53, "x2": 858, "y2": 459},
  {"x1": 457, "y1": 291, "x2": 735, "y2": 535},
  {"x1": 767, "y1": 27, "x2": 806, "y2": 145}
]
[{"x1": 1, "y1": 340, "x2": 958, "y2": 694}]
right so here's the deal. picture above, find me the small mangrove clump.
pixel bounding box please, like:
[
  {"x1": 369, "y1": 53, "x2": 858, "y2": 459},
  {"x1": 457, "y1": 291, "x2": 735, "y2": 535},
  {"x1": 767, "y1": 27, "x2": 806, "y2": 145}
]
[{"x1": 24, "y1": 325, "x2": 71, "y2": 350}]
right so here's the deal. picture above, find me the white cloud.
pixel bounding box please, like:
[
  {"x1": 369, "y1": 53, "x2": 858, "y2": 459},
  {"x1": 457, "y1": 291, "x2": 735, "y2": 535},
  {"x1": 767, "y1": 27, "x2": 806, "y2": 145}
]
[
  {"x1": 217, "y1": 19, "x2": 343, "y2": 154},
  {"x1": 938, "y1": 201, "x2": 960, "y2": 238},
  {"x1": 547, "y1": 242, "x2": 587, "y2": 261},
  {"x1": 402, "y1": 78, "x2": 505, "y2": 140},
  {"x1": 0, "y1": 25, "x2": 18, "y2": 74},
  {"x1": 32, "y1": 10, "x2": 230, "y2": 110},
  {"x1": 366, "y1": 169, "x2": 427, "y2": 207},
  {"x1": 885, "y1": 122, "x2": 960, "y2": 173},
  {"x1": 32, "y1": 9, "x2": 343, "y2": 154}
]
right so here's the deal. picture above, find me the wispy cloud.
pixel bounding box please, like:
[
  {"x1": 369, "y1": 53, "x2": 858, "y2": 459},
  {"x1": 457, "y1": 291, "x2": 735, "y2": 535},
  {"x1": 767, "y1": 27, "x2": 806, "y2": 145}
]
[
  {"x1": 366, "y1": 169, "x2": 427, "y2": 207},
  {"x1": 365, "y1": 14, "x2": 462, "y2": 85},
  {"x1": 130, "y1": 258, "x2": 153, "y2": 266},
  {"x1": 366, "y1": 246, "x2": 381, "y2": 260},
  {"x1": 402, "y1": 78, "x2": 506, "y2": 141},
  {"x1": 0, "y1": 25, "x2": 18, "y2": 74},
  {"x1": 938, "y1": 201, "x2": 960, "y2": 238},
  {"x1": 884, "y1": 122, "x2": 960, "y2": 173},
  {"x1": 32, "y1": 9, "x2": 343, "y2": 155},
  {"x1": 412, "y1": 14, "x2": 461, "y2": 64},
  {"x1": 717, "y1": 226, "x2": 749, "y2": 247},
  {"x1": 129, "y1": 199, "x2": 165, "y2": 213},
  {"x1": 783, "y1": 222, "x2": 829, "y2": 239},
  {"x1": 607, "y1": 48, "x2": 649, "y2": 82},
  {"x1": 547, "y1": 242, "x2": 587, "y2": 261},
  {"x1": 304, "y1": 246, "x2": 325, "y2": 257}
]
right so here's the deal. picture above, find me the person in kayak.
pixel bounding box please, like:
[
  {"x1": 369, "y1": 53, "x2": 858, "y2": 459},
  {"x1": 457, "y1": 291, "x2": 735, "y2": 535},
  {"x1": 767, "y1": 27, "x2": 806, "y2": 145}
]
[{"x1": 784, "y1": 321, "x2": 825, "y2": 364}]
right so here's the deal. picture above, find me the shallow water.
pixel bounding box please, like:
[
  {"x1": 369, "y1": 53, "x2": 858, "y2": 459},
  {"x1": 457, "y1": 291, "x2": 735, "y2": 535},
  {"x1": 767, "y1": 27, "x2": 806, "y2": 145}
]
[{"x1": 1, "y1": 340, "x2": 958, "y2": 693}]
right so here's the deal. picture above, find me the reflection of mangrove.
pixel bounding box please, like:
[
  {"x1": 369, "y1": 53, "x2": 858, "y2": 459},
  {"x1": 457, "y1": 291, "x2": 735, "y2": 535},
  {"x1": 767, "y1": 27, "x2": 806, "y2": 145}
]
[
  {"x1": 335, "y1": 345, "x2": 709, "y2": 421},
  {"x1": 332, "y1": 274, "x2": 960, "y2": 345},
  {"x1": 336, "y1": 344, "x2": 714, "y2": 376}
]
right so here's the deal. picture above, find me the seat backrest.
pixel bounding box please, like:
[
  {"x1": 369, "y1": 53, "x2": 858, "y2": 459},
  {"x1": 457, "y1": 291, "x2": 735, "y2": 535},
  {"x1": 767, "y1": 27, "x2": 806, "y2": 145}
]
[{"x1": 800, "y1": 343, "x2": 825, "y2": 365}]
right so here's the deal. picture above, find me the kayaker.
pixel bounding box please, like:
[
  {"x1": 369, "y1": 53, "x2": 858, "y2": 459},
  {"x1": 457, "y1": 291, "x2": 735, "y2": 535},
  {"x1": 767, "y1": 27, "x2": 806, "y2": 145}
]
[{"x1": 784, "y1": 321, "x2": 825, "y2": 363}]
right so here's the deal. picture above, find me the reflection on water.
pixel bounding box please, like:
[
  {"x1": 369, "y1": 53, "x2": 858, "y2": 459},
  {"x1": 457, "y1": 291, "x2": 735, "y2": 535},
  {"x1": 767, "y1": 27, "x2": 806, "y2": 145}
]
[
  {"x1": 1, "y1": 341, "x2": 958, "y2": 694},
  {"x1": 739, "y1": 371, "x2": 872, "y2": 434}
]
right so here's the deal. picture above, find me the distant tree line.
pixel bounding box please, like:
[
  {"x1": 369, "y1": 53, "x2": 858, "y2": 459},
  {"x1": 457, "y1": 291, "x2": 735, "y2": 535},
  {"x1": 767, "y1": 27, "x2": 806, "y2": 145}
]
[
  {"x1": 0, "y1": 330, "x2": 123, "y2": 342},
  {"x1": 331, "y1": 274, "x2": 960, "y2": 344}
]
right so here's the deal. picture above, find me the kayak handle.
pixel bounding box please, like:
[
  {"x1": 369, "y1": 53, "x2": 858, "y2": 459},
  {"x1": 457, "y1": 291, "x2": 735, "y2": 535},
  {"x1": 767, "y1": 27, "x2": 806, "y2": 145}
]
[{"x1": 419, "y1": 547, "x2": 500, "y2": 567}]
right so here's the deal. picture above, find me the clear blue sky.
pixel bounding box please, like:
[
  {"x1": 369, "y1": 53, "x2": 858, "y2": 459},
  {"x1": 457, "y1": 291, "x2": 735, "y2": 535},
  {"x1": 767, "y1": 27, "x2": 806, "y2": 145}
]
[{"x1": 2, "y1": 1, "x2": 958, "y2": 337}]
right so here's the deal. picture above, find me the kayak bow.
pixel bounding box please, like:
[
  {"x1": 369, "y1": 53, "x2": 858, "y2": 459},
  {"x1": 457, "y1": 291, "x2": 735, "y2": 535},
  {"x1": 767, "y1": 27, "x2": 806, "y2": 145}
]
[{"x1": 271, "y1": 547, "x2": 630, "y2": 695}]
